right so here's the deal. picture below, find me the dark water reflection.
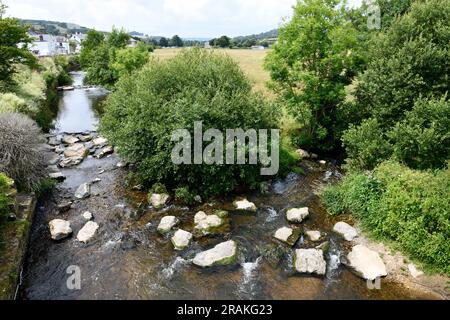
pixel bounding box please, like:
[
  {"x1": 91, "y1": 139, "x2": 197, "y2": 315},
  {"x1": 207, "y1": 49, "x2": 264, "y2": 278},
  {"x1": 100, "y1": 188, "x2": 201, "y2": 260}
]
[{"x1": 52, "y1": 72, "x2": 108, "y2": 133}]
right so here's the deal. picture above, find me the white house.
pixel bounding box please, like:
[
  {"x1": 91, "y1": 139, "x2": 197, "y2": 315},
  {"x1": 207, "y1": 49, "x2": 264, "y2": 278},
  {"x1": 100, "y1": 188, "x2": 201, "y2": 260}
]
[
  {"x1": 28, "y1": 33, "x2": 72, "y2": 56},
  {"x1": 69, "y1": 32, "x2": 87, "y2": 53}
]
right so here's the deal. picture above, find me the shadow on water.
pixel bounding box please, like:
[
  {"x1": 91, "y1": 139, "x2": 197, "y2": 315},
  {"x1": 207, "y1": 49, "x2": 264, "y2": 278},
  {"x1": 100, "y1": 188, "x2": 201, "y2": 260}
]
[{"x1": 18, "y1": 72, "x2": 440, "y2": 300}]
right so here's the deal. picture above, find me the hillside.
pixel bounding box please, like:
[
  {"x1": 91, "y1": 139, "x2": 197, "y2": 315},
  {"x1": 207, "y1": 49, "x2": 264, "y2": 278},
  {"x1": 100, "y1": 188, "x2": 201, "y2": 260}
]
[{"x1": 19, "y1": 19, "x2": 90, "y2": 35}]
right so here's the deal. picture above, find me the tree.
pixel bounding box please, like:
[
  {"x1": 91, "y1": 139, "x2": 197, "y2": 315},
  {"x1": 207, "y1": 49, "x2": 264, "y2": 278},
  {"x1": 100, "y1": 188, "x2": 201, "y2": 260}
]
[
  {"x1": 265, "y1": 0, "x2": 364, "y2": 151},
  {"x1": 342, "y1": 0, "x2": 450, "y2": 170},
  {"x1": 79, "y1": 29, "x2": 105, "y2": 68},
  {"x1": 111, "y1": 41, "x2": 149, "y2": 78},
  {"x1": 107, "y1": 27, "x2": 130, "y2": 48},
  {"x1": 215, "y1": 35, "x2": 230, "y2": 48},
  {"x1": 159, "y1": 37, "x2": 169, "y2": 47},
  {"x1": 0, "y1": 1, "x2": 37, "y2": 88},
  {"x1": 170, "y1": 35, "x2": 183, "y2": 47}
]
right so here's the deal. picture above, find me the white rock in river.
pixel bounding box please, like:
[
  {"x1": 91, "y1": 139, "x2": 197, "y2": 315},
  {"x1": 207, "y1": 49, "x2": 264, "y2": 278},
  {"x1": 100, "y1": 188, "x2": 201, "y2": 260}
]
[
  {"x1": 82, "y1": 211, "x2": 93, "y2": 221},
  {"x1": 286, "y1": 207, "x2": 309, "y2": 223},
  {"x1": 75, "y1": 183, "x2": 90, "y2": 199},
  {"x1": 233, "y1": 199, "x2": 257, "y2": 212},
  {"x1": 346, "y1": 245, "x2": 387, "y2": 280},
  {"x1": 294, "y1": 249, "x2": 327, "y2": 275},
  {"x1": 193, "y1": 240, "x2": 237, "y2": 267},
  {"x1": 77, "y1": 221, "x2": 99, "y2": 243},
  {"x1": 333, "y1": 222, "x2": 358, "y2": 241},
  {"x1": 157, "y1": 216, "x2": 179, "y2": 234},
  {"x1": 49, "y1": 219, "x2": 72, "y2": 240},
  {"x1": 305, "y1": 230, "x2": 321, "y2": 242},
  {"x1": 194, "y1": 211, "x2": 223, "y2": 235},
  {"x1": 171, "y1": 229, "x2": 193, "y2": 250},
  {"x1": 93, "y1": 137, "x2": 108, "y2": 146},
  {"x1": 63, "y1": 135, "x2": 79, "y2": 145},
  {"x1": 408, "y1": 263, "x2": 424, "y2": 278},
  {"x1": 274, "y1": 227, "x2": 301, "y2": 246},
  {"x1": 150, "y1": 193, "x2": 170, "y2": 209}
]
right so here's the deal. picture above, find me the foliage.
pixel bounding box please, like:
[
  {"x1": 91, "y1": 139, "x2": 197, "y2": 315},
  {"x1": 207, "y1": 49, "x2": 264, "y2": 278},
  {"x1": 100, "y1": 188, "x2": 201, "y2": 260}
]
[
  {"x1": 323, "y1": 161, "x2": 450, "y2": 274},
  {"x1": 35, "y1": 178, "x2": 56, "y2": 200},
  {"x1": 101, "y1": 48, "x2": 286, "y2": 197},
  {"x1": 80, "y1": 28, "x2": 149, "y2": 87},
  {"x1": 265, "y1": 0, "x2": 365, "y2": 151},
  {"x1": 209, "y1": 36, "x2": 231, "y2": 48},
  {"x1": 170, "y1": 35, "x2": 183, "y2": 47},
  {"x1": 0, "y1": 173, "x2": 14, "y2": 222},
  {"x1": 0, "y1": 113, "x2": 48, "y2": 192},
  {"x1": 111, "y1": 42, "x2": 150, "y2": 78},
  {"x1": 159, "y1": 37, "x2": 169, "y2": 47},
  {"x1": 174, "y1": 187, "x2": 195, "y2": 205},
  {"x1": 342, "y1": 0, "x2": 450, "y2": 170},
  {"x1": 0, "y1": 2, "x2": 37, "y2": 88}
]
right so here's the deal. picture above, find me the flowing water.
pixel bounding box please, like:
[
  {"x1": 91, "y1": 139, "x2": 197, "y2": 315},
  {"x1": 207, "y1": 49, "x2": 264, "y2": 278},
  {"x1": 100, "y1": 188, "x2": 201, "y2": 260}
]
[{"x1": 17, "y1": 72, "x2": 438, "y2": 300}]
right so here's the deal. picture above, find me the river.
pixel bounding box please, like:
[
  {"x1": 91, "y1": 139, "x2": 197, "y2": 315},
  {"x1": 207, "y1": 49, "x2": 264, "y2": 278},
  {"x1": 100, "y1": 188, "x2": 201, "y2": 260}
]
[{"x1": 17, "y1": 72, "x2": 440, "y2": 300}]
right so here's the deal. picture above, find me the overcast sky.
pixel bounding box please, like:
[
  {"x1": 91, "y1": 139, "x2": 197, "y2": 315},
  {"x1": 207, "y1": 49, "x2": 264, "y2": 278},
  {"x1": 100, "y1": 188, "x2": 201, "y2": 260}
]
[{"x1": 3, "y1": 0, "x2": 362, "y2": 38}]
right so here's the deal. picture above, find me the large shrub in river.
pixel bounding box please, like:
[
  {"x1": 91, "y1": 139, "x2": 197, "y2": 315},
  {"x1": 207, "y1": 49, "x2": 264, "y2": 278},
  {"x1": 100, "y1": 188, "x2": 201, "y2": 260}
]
[
  {"x1": 100, "y1": 48, "x2": 284, "y2": 197},
  {"x1": 323, "y1": 161, "x2": 450, "y2": 275}
]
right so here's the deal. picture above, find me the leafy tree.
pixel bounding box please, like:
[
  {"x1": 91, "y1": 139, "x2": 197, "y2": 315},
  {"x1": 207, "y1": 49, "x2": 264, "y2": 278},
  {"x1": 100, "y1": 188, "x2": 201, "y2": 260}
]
[
  {"x1": 159, "y1": 37, "x2": 169, "y2": 47},
  {"x1": 342, "y1": 0, "x2": 450, "y2": 170},
  {"x1": 107, "y1": 27, "x2": 130, "y2": 48},
  {"x1": 265, "y1": 0, "x2": 364, "y2": 151},
  {"x1": 100, "y1": 48, "x2": 286, "y2": 197},
  {"x1": 170, "y1": 35, "x2": 183, "y2": 47},
  {"x1": 215, "y1": 36, "x2": 231, "y2": 48},
  {"x1": 79, "y1": 29, "x2": 105, "y2": 68},
  {"x1": 111, "y1": 41, "x2": 150, "y2": 78},
  {"x1": 0, "y1": 1, "x2": 37, "y2": 88}
]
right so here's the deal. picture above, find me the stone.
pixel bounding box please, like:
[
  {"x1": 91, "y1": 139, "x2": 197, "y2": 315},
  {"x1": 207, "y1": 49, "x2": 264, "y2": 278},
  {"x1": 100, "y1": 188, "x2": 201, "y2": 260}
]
[
  {"x1": 315, "y1": 241, "x2": 330, "y2": 254},
  {"x1": 77, "y1": 221, "x2": 99, "y2": 243},
  {"x1": 171, "y1": 229, "x2": 193, "y2": 250},
  {"x1": 296, "y1": 149, "x2": 310, "y2": 159},
  {"x1": 48, "y1": 137, "x2": 61, "y2": 146},
  {"x1": 47, "y1": 165, "x2": 59, "y2": 172},
  {"x1": 91, "y1": 178, "x2": 101, "y2": 184},
  {"x1": 55, "y1": 145, "x2": 65, "y2": 154},
  {"x1": 157, "y1": 216, "x2": 179, "y2": 234},
  {"x1": 305, "y1": 230, "x2": 321, "y2": 242},
  {"x1": 193, "y1": 240, "x2": 237, "y2": 267},
  {"x1": 59, "y1": 157, "x2": 83, "y2": 168},
  {"x1": 294, "y1": 249, "x2": 327, "y2": 276},
  {"x1": 49, "y1": 172, "x2": 66, "y2": 182},
  {"x1": 194, "y1": 195, "x2": 202, "y2": 203},
  {"x1": 408, "y1": 264, "x2": 424, "y2": 278},
  {"x1": 63, "y1": 135, "x2": 79, "y2": 145},
  {"x1": 150, "y1": 193, "x2": 170, "y2": 209},
  {"x1": 95, "y1": 146, "x2": 114, "y2": 159},
  {"x1": 333, "y1": 222, "x2": 358, "y2": 241},
  {"x1": 93, "y1": 137, "x2": 108, "y2": 146},
  {"x1": 75, "y1": 183, "x2": 90, "y2": 199},
  {"x1": 82, "y1": 211, "x2": 93, "y2": 221},
  {"x1": 79, "y1": 134, "x2": 92, "y2": 142},
  {"x1": 274, "y1": 227, "x2": 301, "y2": 246},
  {"x1": 261, "y1": 243, "x2": 286, "y2": 268},
  {"x1": 233, "y1": 199, "x2": 257, "y2": 212},
  {"x1": 49, "y1": 219, "x2": 72, "y2": 240},
  {"x1": 194, "y1": 211, "x2": 224, "y2": 236},
  {"x1": 345, "y1": 245, "x2": 387, "y2": 280},
  {"x1": 64, "y1": 143, "x2": 88, "y2": 159},
  {"x1": 286, "y1": 207, "x2": 309, "y2": 223},
  {"x1": 116, "y1": 161, "x2": 128, "y2": 168},
  {"x1": 57, "y1": 201, "x2": 72, "y2": 213},
  {"x1": 318, "y1": 160, "x2": 327, "y2": 166}
]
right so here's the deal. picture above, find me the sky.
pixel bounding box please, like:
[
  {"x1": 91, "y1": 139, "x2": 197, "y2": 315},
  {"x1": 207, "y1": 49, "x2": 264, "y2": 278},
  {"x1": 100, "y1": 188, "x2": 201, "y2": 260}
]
[{"x1": 3, "y1": 0, "x2": 362, "y2": 38}]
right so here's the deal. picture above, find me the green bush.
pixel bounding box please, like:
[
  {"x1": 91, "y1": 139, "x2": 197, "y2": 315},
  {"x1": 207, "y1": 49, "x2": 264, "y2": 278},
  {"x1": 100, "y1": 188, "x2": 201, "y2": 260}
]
[
  {"x1": 0, "y1": 173, "x2": 14, "y2": 222},
  {"x1": 174, "y1": 187, "x2": 195, "y2": 205},
  {"x1": 101, "y1": 48, "x2": 284, "y2": 197},
  {"x1": 323, "y1": 161, "x2": 450, "y2": 274}
]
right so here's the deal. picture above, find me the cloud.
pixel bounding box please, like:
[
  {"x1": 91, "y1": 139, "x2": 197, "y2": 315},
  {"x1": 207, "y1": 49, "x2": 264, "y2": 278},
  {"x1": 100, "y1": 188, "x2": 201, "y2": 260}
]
[{"x1": 2, "y1": 0, "x2": 362, "y2": 38}]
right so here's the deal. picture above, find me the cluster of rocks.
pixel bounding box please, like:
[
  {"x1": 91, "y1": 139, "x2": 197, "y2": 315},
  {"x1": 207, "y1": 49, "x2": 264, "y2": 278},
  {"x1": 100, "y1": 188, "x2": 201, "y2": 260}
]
[
  {"x1": 152, "y1": 198, "x2": 257, "y2": 268},
  {"x1": 46, "y1": 132, "x2": 114, "y2": 182},
  {"x1": 49, "y1": 211, "x2": 99, "y2": 243}
]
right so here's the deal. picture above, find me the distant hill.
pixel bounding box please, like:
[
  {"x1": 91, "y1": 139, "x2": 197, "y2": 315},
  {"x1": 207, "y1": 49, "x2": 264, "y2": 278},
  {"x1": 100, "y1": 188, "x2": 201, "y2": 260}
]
[
  {"x1": 233, "y1": 29, "x2": 279, "y2": 41},
  {"x1": 19, "y1": 19, "x2": 90, "y2": 35}
]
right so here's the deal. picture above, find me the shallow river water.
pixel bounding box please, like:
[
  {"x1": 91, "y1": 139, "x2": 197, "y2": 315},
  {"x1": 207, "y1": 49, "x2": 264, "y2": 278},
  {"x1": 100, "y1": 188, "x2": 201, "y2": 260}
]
[{"x1": 18, "y1": 72, "x2": 438, "y2": 300}]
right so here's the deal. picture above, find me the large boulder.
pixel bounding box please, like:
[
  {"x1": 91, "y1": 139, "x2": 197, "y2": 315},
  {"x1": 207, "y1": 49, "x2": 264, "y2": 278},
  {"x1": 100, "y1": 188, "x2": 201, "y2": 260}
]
[
  {"x1": 171, "y1": 229, "x2": 193, "y2": 250},
  {"x1": 194, "y1": 211, "x2": 224, "y2": 236},
  {"x1": 345, "y1": 245, "x2": 387, "y2": 280},
  {"x1": 286, "y1": 207, "x2": 309, "y2": 223},
  {"x1": 77, "y1": 221, "x2": 99, "y2": 243},
  {"x1": 149, "y1": 193, "x2": 170, "y2": 209},
  {"x1": 294, "y1": 249, "x2": 327, "y2": 275},
  {"x1": 305, "y1": 230, "x2": 322, "y2": 242},
  {"x1": 233, "y1": 199, "x2": 257, "y2": 213},
  {"x1": 95, "y1": 146, "x2": 114, "y2": 159},
  {"x1": 273, "y1": 227, "x2": 301, "y2": 246},
  {"x1": 193, "y1": 240, "x2": 237, "y2": 267},
  {"x1": 49, "y1": 219, "x2": 72, "y2": 240},
  {"x1": 157, "y1": 216, "x2": 179, "y2": 234},
  {"x1": 93, "y1": 137, "x2": 108, "y2": 146},
  {"x1": 75, "y1": 183, "x2": 90, "y2": 199},
  {"x1": 64, "y1": 143, "x2": 88, "y2": 159},
  {"x1": 333, "y1": 222, "x2": 358, "y2": 241},
  {"x1": 49, "y1": 172, "x2": 66, "y2": 182}
]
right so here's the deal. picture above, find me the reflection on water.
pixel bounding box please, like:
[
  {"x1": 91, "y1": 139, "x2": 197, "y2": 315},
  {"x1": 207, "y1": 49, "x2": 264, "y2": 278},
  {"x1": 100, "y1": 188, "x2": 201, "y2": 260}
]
[{"x1": 53, "y1": 72, "x2": 108, "y2": 133}]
